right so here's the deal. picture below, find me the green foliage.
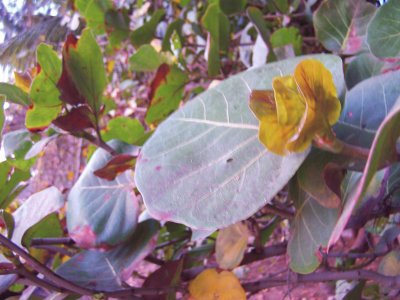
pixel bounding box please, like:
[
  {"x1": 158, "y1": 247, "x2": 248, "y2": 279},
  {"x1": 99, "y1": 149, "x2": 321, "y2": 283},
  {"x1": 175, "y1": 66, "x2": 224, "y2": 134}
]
[
  {"x1": 201, "y1": 3, "x2": 230, "y2": 76},
  {"x1": 129, "y1": 45, "x2": 168, "y2": 72},
  {"x1": 1, "y1": 0, "x2": 400, "y2": 298}
]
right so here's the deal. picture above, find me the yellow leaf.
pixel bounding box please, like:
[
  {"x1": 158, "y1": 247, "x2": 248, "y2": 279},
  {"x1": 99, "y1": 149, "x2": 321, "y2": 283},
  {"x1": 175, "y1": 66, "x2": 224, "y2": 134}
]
[
  {"x1": 216, "y1": 222, "x2": 250, "y2": 270},
  {"x1": 249, "y1": 59, "x2": 341, "y2": 155},
  {"x1": 189, "y1": 269, "x2": 246, "y2": 300},
  {"x1": 14, "y1": 71, "x2": 32, "y2": 93}
]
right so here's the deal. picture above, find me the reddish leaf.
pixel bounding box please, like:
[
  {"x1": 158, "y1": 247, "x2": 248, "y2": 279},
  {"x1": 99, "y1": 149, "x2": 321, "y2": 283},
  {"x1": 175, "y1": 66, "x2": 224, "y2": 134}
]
[
  {"x1": 57, "y1": 34, "x2": 86, "y2": 106},
  {"x1": 94, "y1": 154, "x2": 135, "y2": 181},
  {"x1": 143, "y1": 259, "x2": 183, "y2": 300},
  {"x1": 53, "y1": 106, "x2": 95, "y2": 132},
  {"x1": 148, "y1": 63, "x2": 170, "y2": 102}
]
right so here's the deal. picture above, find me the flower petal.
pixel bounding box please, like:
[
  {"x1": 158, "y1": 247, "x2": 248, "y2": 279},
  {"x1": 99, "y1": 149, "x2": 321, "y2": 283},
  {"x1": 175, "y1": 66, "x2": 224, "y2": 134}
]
[
  {"x1": 294, "y1": 59, "x2": 341, "y2": 126},
  {"x1": 249, "y1": 90, "x2": 297, "y2": 155},
  {"x1": 272, "y1": 75, "x2": 306, "y2": 126}
]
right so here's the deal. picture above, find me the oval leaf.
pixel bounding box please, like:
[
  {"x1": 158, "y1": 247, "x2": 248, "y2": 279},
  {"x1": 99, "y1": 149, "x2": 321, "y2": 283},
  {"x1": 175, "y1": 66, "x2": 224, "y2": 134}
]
[
  {"x1": 135, "y1": 54, "x2": 344, "y2": 231},
  {"x1": 57, "y1": 219, "x2": 160, "y2": 291},
  {"x1": 314, "y1": 0, "x2": 376, "y2": 54},
  {"x1": 67, "y1": 141, "x2": 139, "y2": 249},
  {"x1": 367, "y1": 0, "x2": 400, "y2": 58},
  {"x1": 335, "y1": 70, "x2": 400, "y2": 148}
]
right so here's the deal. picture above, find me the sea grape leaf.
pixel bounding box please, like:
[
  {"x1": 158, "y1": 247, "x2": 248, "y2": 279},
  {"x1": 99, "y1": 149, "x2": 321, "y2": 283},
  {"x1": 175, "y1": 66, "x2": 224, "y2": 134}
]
[
  {"x1": 62, "y1": 29, "x2": 107, "y2": 115},
  {"x1": 345, "y1": 54, "x2": 385, "y2": 90},
  {"x1": 329, "y1": 97, "x2": 400, "y2": 248},
  {"x1": 367, "y1": 0, "x2": 400, "y2": 58},
  {"x1": 57, "y1": 219, "x2": 160, "y2": 291},
  {"x1": 334, "y1": 70, "x2": 400, "y2": 148},
  {"x1": 0, "y1": 83, "x2": 30, "y2": 106},
  {"x1": 202, "y1": 3, "x2": 230, "y2": 76},
  {"x1": 26, "y1": 43, "x2": 62, "y2": 130},
  {"x1": 131, "y1": 9, "x2": 165, "y2": 48},
  {"x1": 297, "y1": 150, "x2": 342, "y2": 208},
  {"x1": 12, "y1": 187, "x2": 64, "y2": 246},
  {"x1": 314, "y1": 0, "x2": 376, "y2": 54},
  {"x1": 102, "y1": 116, "x2": 145, "y2": 145},
  {"x1": 288, "y1": 179, "x2": 338, "y2": 274},
  {"x1": 145, "y1": 64, "x2": 188, "y2": 125},
  {"x1": 67, "y1": 141, "x2": 139, "y2": 249},
  {"x1": 135, "y1": 54, "x2": 344, "y2": 231},
  {"x1": 130, "y1": 45, "x2": 168, "y2": 72}
]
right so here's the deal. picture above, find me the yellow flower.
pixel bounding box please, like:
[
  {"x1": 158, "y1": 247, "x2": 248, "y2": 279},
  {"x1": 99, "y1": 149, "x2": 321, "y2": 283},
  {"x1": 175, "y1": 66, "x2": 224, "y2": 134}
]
[{"x1": 249, "y1": 59, "x2": 341, "y2": 155}]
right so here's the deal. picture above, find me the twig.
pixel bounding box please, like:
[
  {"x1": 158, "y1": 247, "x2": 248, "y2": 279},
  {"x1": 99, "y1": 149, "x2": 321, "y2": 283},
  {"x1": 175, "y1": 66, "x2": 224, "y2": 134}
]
[
  {"x1": 264, "y1": 204, "x2": 294, "y2": 219},
  {"x1": 30, "y1": 237, "x2": 75, "y2": 246},
  {"x1": 0, "y1": 234, "x2": 93, "y2": 295},
  {"x1": 243, "y1": 270, "x2": 400, "y2": 292}
]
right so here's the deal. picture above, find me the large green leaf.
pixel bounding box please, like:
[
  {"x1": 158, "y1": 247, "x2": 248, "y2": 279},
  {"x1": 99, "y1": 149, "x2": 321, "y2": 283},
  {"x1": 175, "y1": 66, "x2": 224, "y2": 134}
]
[
  {"x1": 26, "y1": 43, "x2": 62, "y2": 130},
  {"x1": 0, "y1": 83, "x2": 30, "y2": 106},
  {"x1": 57, "y1": 219, "x2": 160, "y2": 291},
  {"x1": 334, "y1": 70, "x2": 400, "y2": 148},
  {"x1": 329, "y1": 97, "x2": 400, "y2": 247},
  {"x1": 314, "y1": 0, "x2": 376, "y2": 54},
  {"x1": 67, "y1": 141, "x2": 139, "y2": 249},
  {"x1": 135, "y1": 54, "x2": 345, "y2": 231},
  {"x1": 288, "y1": 180, "x2": 338, "y2": 274},
  {"x1": 367, "y1": 0, "x2": 400, "y2": 58}
]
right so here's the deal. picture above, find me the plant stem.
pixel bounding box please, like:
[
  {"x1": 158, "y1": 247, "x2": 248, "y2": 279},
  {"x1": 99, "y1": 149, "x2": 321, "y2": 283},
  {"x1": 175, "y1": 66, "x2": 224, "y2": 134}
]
[{"x1": 243, "y1": 270, "x2": 400, "y2": 292}]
